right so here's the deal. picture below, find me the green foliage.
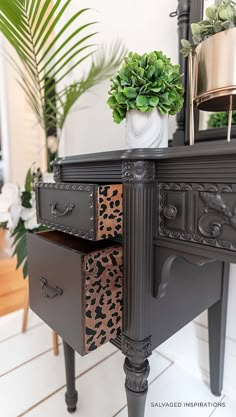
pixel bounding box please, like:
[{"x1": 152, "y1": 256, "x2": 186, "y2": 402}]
[
  {"x1": 11, "y1": 219, "x2": 47, "y2": 278},
  {"x1": 107, "y1": 51, "x2": 184, "y2": 124},
  {"x1": 207, "y1": 111, "x2": 236, "y2": 128},
  {"x1": 0, "y1": 1, "x2": 126, "y2": 141},
  {"x1": 0, "y1": 168, "x2": 46, "y2": 278},
  {"x1": 180, "y1": 0, "x2": 236, "y2": 56}
]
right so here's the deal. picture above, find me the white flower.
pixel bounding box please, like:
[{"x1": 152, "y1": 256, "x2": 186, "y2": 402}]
[
  {"x1": 8, "y1": 197, "x2": 22, "y2": 232},
  {"x1": 1, "y1": 183, "x2": 19, "y2": 203},
  {"x1": 24, "y1": 213, "x2": 39, "y2": 230},
  {"x1": 0, "y1": 183, "x2": 21, "y2": 228},
  {"x1": 21, "y1": 193, "x2": 39, "y2": 230},
  {"x1": 47, "y1": 136, "x2": 58, "y2": 154}
]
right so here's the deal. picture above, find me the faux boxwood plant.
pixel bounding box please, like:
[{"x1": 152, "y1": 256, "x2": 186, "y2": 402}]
[
  {"x1": 208, "y1": 111, "x2": 236, "y2": 128},
  {"x1": 181, "y1": 0, "x2": 236, "y2": 56},
  {"x1": 107, "y1": 51, "x2": 184, "y2": 124}
]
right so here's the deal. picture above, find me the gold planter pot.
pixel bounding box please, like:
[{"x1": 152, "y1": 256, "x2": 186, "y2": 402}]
[{"x1": 193, "y1": 28, "x2": 236, "y2": 112}]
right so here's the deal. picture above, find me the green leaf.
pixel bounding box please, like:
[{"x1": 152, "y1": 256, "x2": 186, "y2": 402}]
[
  {"x1": 113, "y1": 109, "x2": 123, "y2": 124},
  {"x1": 107, "y1": 96, "x2": 117, "y2": 109},
  {"x1": 21, "y1": 191, "x2": 32, "y2": 209},
  {"x1": 205, "y1": 5, "x2": 218, "y2": 20},
  {"x1": 219, "y1": 5, "x2": 234, "y2": 21},
  {"x1": 138, "y1": 106, "x2": 149, "y2": 112},
  {"x1": 22, "y1": 260, "x2": 28, "y2": 279},
  {"x1": 181, "y1": 39, "x2": 192, "y2": 48},
  {"x1": 24, "y1": 168, "x2": 32, "y2": 192},
  {"x1": 149, "y1": 96, "x2": 159, "y2": 107},
  {"x1": 136, "y1": 95, "x2": 149, "y2": 108},
  {"x1": 13, "y1": 232, "x2": 27, "y2": 269},
  {"x1": 191, "y1": 23, "x2": 201, "y2": 35},
  {"x1": 214, "y1": 21, "x2": 223, "y2": 32},
  {"x1": 115, "y1": 93, "x2": 127, "y2": 104},
  {"x1": 123, "y1": 87, "x2": 138, "y2": 99},
  {"x1": 221, "y1": 20, "x2": 235, "y2": 29}
]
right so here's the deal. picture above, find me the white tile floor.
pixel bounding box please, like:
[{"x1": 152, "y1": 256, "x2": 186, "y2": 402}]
[{"x1": 0, "y1": 310, "x2": 235, "y2": 417}]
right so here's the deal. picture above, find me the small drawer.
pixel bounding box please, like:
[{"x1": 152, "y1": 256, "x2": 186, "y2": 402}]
[
  {"x1": 36, "y1": 182, "x2": 123, "y2": 240},
  {"x1": 27, "y1": 231, "x2": 123, "y2": 355}
]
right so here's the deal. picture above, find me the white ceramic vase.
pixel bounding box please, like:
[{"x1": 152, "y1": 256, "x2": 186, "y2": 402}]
[{"x1": 125, "y1": 108, "x2": 168, "y2": 149}]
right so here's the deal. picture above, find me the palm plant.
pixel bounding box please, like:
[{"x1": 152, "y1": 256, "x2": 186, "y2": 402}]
[{"x1": 0, "y1": 0, "x2": 126, "y2": 170}]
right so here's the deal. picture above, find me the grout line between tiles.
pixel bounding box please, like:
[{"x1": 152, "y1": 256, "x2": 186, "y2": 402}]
[
  {"x1": 0, "y1": 342, "x2": 63, "y2": 378},
  {"x1": 0, "y1": 322, "x2": 44, "y2": 345},
  {"x1": 208, "y1": 395, "x2": 226, "y2": 417},
  {"x1": 154, "y1": 349, "x2": 174, "y2": 364},
  {"x1": 17, "y1": 349, "x2": 119, "y2": 417},
  {"x1": 112, "y1": 362, "x2": 174, "y2": 417},
  {"x1": 194, "y1": 321, "x2": 236, "y2": 344}
]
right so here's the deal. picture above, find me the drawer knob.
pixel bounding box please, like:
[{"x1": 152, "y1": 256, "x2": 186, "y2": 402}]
[
  {"x1": 50, "y1": 201, "x2": 75, "y2": 218},
  {"x1": 40, "y1": 277, "x2": 63, "y2": 299},
  {"x1": 163, "y1": 204, "x2": 178, "y2": 220}
]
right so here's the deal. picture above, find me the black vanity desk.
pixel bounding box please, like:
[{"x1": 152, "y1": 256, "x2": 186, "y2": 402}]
[{"x1": 28, "y1": 141, "x2": 236, "y2": 417}]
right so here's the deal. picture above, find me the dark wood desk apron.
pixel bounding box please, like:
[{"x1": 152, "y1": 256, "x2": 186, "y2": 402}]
[{"x1": 27, "y1": 142, "x2": 236, "y2": 417}]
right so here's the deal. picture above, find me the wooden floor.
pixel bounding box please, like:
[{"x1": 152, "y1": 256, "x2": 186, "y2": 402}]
[{"x1": 0, "y1": 230, "x2": 27, "y2": 317}]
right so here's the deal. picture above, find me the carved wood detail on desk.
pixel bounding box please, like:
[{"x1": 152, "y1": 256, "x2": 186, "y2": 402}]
[
  {"x1": 198, "y1": 192, "x2": 236, "y2": 240},
  {"x1": 159, "y1": 182, "x2": 236, "y2": 251}
]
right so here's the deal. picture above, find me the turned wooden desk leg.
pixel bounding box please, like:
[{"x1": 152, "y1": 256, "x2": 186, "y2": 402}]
[
  {"x1": 208, "y1": 262, "x2": 229, "y2": 397},
  {"x1": 63, "y1": 341, "x2": 78, "y2": 413},
  {"x1": 122, "y1": 160, "x2": 155, "y2": 417},
  {"x1": 123, "y1": 337, "x2": 151, "y2": 417}
]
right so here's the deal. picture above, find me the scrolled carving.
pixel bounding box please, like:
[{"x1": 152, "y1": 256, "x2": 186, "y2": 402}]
[
  {"x1": 198, "y1": 192, "x2": 236, "y2": 238},
  {"x1": 124, "y1": 358, "x2": 150, "y2": 393},
  {"x1": 159, "y1": 182, "x2": 236, "y2": 251},
  {"x1": 122, "y1": 161, "x2": 156, "y2": 183},
  {"x1": 122, "y1": 335, "x2": 152, "y2": 362}
]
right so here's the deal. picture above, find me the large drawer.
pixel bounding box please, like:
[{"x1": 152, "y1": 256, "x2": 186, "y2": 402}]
[
  {"x1": 158, "y1": 182, "x2": 236, "y2": 251},
  {"x1": 27, "y1": 231, "x2": 123, "y2": 355},
  {"x1": 35, "y1": 182, "x2": 123, "y2": 240}
]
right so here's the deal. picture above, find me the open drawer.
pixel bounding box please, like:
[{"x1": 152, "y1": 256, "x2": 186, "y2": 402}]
[
  {"x1": 27, "y1": 231, "x2": 123, "y2": 355},
  {"x1": 35, "y1": 182, "x2": 123, "y2": 240}
]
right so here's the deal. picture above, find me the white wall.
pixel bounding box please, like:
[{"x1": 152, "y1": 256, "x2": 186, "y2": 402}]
[
  {"x1": 59, "y1": 0, "x2": 178, "y2": 155},
  {"x1": 0, "y1": 39, "x2": 47, "y2": 185}
]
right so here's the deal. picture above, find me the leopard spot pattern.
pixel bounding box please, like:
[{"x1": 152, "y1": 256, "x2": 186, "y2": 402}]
[
  {"x1": 97, "y1": 185, "x2": 123, "y2": 240},
  {"x1": 84, "y1": 245, "x2": 123, "y2": 353}
]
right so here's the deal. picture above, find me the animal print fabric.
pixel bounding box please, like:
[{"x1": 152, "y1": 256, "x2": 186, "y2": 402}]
[
  {"x1": 84, "y1": 245, "x2": 123, "y2": 353},
  {"x1": 97, "y1": 185, "x2": 123, "y2": 240}
]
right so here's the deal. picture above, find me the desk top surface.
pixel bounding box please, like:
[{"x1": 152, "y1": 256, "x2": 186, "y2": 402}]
[{"x1": 54, "y1": 141, "x2": 236, "y2": 166}]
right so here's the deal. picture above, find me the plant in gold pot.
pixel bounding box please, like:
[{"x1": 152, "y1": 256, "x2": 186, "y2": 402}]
[
  {"x1": 181, "y1": 0, "x2": 236, "y2": 115},
  {"x1": 107, "y1": 51, "x2": 184, "y2": 149}
]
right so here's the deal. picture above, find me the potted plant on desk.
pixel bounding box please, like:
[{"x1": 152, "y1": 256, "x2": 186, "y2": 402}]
[
  {"x1": 107, "y1": 51, "x2": 184, "y2": 149},
  {"x1": 181, "y1": 0, "x2": 236, "y2": 144}
]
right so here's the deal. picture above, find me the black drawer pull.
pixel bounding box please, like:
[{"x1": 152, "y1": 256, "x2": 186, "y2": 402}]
[
  {"x1": 40, "y1": 277, "x2": 63, "y2": 299},
  {"x1": 163, "y1": 204, "x2": 178, "y2": 220},
  {"x1": 50, "y1": 201, "x2": 75, "y2": 218}
]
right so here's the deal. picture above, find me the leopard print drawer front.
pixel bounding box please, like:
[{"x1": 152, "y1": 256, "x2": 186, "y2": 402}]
[
  {"x1": 84, "y1": 245, "x2": 123, "y2": 353},
  {"x1": 97, "y1": 185, "x2": 123, "y2": 240}
]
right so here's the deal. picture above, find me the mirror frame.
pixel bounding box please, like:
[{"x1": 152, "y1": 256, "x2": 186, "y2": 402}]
[{"x1": 173, "y1": 0, "x2": 236, "y2": 146}]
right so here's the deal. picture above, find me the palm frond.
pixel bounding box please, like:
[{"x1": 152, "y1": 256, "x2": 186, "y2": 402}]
[
  {"x1": 0, "y1": 0, "x2": 127, "y2": 155},
  {"x1": 56, "y1": 41, "x2": 127, "y2": 130},
  {"x1": 0, "y1": 0, "x2": 99, "y2": 131}
]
